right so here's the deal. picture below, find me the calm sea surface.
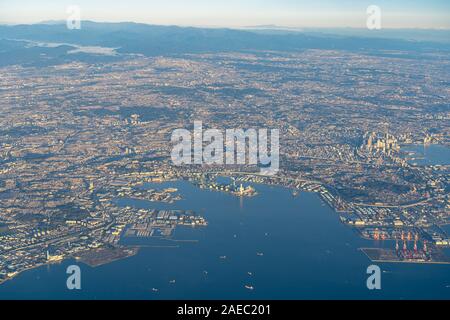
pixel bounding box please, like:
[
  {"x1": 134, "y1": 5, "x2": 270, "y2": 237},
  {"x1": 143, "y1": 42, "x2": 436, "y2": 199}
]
[
  {"x1": 0, "y1": 180, "x2": 449, "y2": 300},
  {"x1": 402, "y1": 144, "x2": 450, "y2": 166}
]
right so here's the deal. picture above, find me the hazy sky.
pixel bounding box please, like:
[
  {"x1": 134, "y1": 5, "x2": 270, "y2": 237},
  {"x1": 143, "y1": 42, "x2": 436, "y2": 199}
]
[{"x1": 1, "y1": 0, "x2": 449, "y2": 29}]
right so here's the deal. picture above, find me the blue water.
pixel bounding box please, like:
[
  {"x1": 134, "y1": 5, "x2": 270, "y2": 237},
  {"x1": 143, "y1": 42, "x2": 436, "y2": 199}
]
[
  {"x1": 0, "y1": 180, "x2": 449, "y2": 300},
  {"x1": 402, "y1": 144, "x2": 450, "y2": 166}
]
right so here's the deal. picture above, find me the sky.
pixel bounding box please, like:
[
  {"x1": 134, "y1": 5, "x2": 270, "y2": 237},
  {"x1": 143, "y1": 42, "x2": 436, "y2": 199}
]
[{"x1": 0, "y1": 0, "x2": 449, "y2": 29}]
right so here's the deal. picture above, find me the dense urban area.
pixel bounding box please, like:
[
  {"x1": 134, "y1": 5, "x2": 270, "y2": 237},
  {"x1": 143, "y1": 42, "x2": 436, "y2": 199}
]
[{"x1": 0, "y1": 43, "x2": 449, "y2": 283}]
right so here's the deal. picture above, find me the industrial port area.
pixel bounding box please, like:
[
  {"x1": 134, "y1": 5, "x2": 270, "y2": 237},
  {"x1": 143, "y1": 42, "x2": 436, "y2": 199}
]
[{"x1": 123, "y1": 209, "x2": 208, "y2": 239}]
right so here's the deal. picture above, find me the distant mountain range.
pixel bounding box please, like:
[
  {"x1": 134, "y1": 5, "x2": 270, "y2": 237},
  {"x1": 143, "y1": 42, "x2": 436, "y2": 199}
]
[{"x1": 0, "y1": 21, "x2": 449, "y2": 66}]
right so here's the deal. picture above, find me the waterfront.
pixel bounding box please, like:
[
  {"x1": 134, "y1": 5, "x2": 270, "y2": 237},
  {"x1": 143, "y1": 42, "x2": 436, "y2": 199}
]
[
  {"x1": 402, "y1": 144, "x2": 450, "y2": 166},
  {"x1": 0, "y1": 180, "x2": 449, "y2": 300}
]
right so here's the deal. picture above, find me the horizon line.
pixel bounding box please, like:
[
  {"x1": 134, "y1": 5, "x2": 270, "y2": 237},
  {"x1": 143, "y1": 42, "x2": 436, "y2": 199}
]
[
  {"x1": 0, "y1": 19, "x2": 450, "y2": 32},
  {"x1": 1, "y1": 20, "x2": 450, "y2": 31}
]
